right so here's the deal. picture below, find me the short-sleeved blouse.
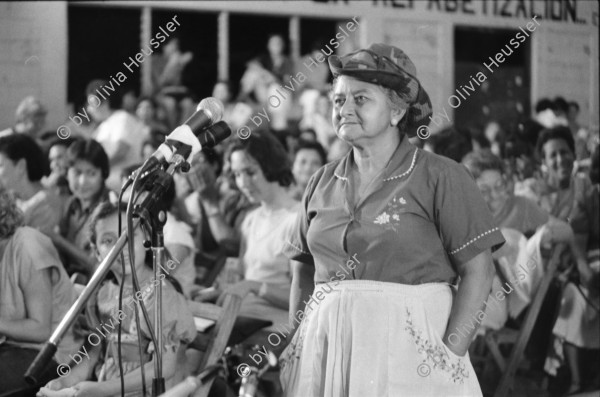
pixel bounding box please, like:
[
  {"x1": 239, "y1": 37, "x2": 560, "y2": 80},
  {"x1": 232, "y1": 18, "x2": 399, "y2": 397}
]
[
  {"x1": 284, "y1": 135, "x2": 505, "y2": 285},
  {"x1": 89, "y1": 277, "x2": 196, "y2": 391}
]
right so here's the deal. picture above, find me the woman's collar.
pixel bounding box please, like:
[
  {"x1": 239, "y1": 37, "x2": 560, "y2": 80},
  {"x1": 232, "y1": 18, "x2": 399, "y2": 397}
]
[{"x1": 333, "y1": 135, "x2": 418, "y2": 182}]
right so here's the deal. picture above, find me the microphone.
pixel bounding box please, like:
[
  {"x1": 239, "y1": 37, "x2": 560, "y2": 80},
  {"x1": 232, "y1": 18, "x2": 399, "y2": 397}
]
[
  {"x1": 197, "y1": 120, "x2": 232, "y2": 149},
  {"x1": 152, "y1": 97, "x2": 224, "y2": 164},
  {"x1": 126, "y1": 119, "x2": 232, "y2": 186}
]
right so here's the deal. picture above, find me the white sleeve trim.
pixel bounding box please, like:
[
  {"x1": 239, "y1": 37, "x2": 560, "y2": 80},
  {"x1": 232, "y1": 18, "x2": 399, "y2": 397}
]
[
  {"x1": 448, "y1": 227, "x2": 499, "y2": 256},
  {"x1": 285, "y1": 240, "x2": 310, "y2": 255}
]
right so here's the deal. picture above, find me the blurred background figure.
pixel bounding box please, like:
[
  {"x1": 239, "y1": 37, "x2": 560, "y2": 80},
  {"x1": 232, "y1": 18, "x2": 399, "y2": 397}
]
[
  {"x1": 152, "y1": 36, "x2": 194, "y2": 129},
  {"x1": 257, "y1": 34, "x2": 294, "y2": 84},
  {"x1": 135, "y1": 96, "x2": 169, "y2": 147},
  {"x1": 41, "y1": 137, "x2": 75, "y2": 199},
  {"x1": 291, "y1": 140, "x2": 326, "y2": 200},
  {"x1": 0, "y1": 134, "x2": 61, "y2": 235},
  {"x1": 85, "y1": 79, "x2": 148, "y2": 191},
  {"x1": 0, "y1": 96, "x2": 48, "y2": 139}
]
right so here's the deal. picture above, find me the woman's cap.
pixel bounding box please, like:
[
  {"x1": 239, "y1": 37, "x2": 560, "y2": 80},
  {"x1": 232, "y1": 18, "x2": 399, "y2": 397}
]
[{"x1": 328, "y1": 43, "x2": 432, "y2": 137}]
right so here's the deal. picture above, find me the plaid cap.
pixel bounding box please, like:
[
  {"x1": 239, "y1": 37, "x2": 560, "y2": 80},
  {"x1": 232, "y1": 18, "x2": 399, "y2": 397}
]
[{"x1": 328, "y1": 43, "x2": 432, "y2": 137}]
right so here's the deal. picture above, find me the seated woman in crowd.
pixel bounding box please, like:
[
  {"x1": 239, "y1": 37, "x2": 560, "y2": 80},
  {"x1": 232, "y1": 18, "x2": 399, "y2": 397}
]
[
  {"x1": 49, "y1": 139, "x2": 115, "y2": 280},
  {"x1": 291, "y1": 140, "x2": 327, "y2": 201},
  {"x1": 0, "y1": 186, "x2": 81, "y2": 394},
  {"x1": 546, "y1": 144, "x2": 599, "y2": 394},
  {"x1": 462, "y1": 149, "x2": 588, "y2": 332},
  {"x1": 0, "y1": 133, "x2": 62, "y2": 235},
  {"x1": 209, "y1": 132, "x2": 299, "y2": 338},
  {"x1": 515, "y1": 126, "x2": 596, "y2": 375},
  {"x1": 40, "y1": 202, "x2": 196, "y2": 396},
  {"x1": 42, "y1": 137, "x2": 75, "y2": 199}
]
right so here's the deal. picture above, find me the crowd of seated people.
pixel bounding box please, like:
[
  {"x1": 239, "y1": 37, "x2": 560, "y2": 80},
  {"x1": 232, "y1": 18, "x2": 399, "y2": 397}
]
[{"x1": 0, "y1": 30, "x2": 598, "y2": 397}]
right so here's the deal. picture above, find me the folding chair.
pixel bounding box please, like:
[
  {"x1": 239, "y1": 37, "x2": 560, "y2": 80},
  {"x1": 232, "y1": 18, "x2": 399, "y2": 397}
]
[
  {"x1": 489, "y1": 244, "x2": 564, "y2": 397},
  {"x1": 184, "y1": 294, "x2": 242, "y2": 397}
]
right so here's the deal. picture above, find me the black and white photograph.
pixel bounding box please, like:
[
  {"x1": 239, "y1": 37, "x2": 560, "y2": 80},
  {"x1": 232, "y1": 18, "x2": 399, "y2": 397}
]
[{"x1": 0, "y1": 1, "x2": 598, "y2": 396}]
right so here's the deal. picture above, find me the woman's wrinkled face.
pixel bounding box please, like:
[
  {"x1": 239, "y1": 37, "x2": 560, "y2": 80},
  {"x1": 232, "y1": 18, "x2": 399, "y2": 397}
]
[
  {"x1": 476, "y1": 170, "x2": 509, "y2": 216},
  {"x1": 293, "y1": 149, "x2": 323, "y2": 188},
  {"x1": 332, "y1": 76, "x2": 401, "y2": 144},
  {"x1": 542, "y1": 139, "x2": 574, "y2": 185},
  {"x1": 93, "y1": 212, "x2": 146, "y2": 276},
  {"x1": 68, "y1": 159, "x2": 104, "y2": 202},
  {"x1": 230, "y1": 150, "x2": 272, "y2": 203}
]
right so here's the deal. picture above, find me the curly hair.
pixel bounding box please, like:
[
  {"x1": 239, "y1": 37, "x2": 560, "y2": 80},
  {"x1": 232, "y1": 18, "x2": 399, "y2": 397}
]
[
  {"x1": 462, "y1": 149, "x2": 505, "y2": 180},
  {"x1": 0, "y1": 187, "x2": 24, "y2": 239}
]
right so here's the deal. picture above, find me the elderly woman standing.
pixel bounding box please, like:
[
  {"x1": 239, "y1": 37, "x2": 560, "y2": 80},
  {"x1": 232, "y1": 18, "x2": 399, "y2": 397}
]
[{"x1": 280, "y1": 43, "x2": 505, "y2": 396}]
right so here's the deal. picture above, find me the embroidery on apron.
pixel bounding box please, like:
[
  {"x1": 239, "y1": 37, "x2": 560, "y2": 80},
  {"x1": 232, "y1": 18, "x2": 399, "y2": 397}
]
[{"x1": 404, "y1": 307, "x2": 470, "y2": 384}]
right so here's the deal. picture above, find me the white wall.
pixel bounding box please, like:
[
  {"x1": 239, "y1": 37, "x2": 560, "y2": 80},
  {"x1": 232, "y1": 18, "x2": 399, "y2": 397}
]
[
  {"x1": 2, "y1": 0, "x2": 597, "y2": 135},
  {"x1": 0, "y1": 1, "x2": 68, "y2": 134}
]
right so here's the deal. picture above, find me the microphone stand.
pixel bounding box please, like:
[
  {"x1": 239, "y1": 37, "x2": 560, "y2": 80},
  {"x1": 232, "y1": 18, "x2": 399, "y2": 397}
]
[
  {"x1": 25, "y1": 155, "x2": 190, "y2": 397},
  {"x1": 24, "y1": 217, "x2": 140, "y2": 385},
  {"x1": 133, "y1": 161, "x2": 185, "y2": 396}
]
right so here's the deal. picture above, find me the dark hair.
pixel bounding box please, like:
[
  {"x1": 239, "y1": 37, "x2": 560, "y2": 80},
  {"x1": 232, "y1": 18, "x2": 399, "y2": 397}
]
[
  {"x1": 462, "y1": 150, "x2": 505, "y2": 180},
  {"x1": 535, "y1": 98, "x2": 555, "y2": 113},
  {"x1": 536, "y1": 126, "x2": 575, "y2": 159},
  {"x1": 294, "y1": 140, "x2": 327, "y2": 166},
  {"x1": 429, "y1": 126, "x2": 473, "y2": 163},
  {"x1": 227, "y1": 131, "x2": 294, "y2": 187},
  {"x1": 554, "y1": 96, "x2": 569, "y2": 114},
  {"x1": 67, "y1": 139, "x2": 110, "y2": 180},
  {"x1": 200, "y1": 147, "x2": 223, "y2": 176},
  {"x1": 88, "y1": 201, "x2": 183, "y2": 294},
  {"x1": 0, "y1": 134, "x2": 49, "y2": 182}
]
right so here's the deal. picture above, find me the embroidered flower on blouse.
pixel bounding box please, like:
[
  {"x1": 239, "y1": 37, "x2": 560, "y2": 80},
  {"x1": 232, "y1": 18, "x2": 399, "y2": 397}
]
[
  {"x1": 373, "y1": 196, "x2": 407, "y2": 232},
  {"x1": 405, "y1": 308, "x2": 469, "y2": 384},
  {"x1": 374, "y1": 212, "x2": 391, "y2": 225}
]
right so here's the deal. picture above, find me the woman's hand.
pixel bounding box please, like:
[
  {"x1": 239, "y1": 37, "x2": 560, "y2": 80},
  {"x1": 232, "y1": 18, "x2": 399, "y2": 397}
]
[
  {"x1": 217, "y1": 280, "x2": 261, "y2": 305},
  {"x1": 37, "y1": 378, "x2": 69, "y2": 396},
  {"x1": 73, "y1": 381, "x2": 105, "y2": 397}
]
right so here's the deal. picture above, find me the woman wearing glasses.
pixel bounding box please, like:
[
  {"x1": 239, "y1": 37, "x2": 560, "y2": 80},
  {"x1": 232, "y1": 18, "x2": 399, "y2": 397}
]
[{"x1": 280, "y1": 43, "x2": 506, "y2": 396}]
